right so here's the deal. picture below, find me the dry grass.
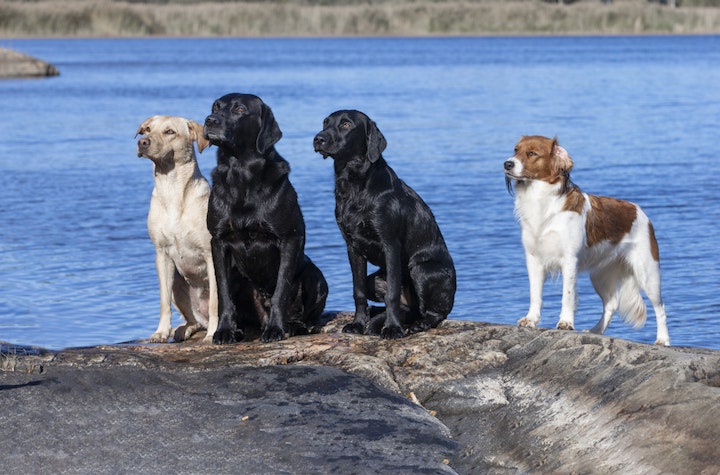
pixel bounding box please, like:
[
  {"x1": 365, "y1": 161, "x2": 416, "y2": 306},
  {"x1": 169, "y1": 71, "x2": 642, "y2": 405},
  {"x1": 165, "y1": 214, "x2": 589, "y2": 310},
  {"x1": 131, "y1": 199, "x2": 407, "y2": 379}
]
[
  {"x1": 1, "y1": 347, "x2": 43, "y2": 373},
  {"x1": 1, "y1": 0, "x2": 720, "y2": 37}
]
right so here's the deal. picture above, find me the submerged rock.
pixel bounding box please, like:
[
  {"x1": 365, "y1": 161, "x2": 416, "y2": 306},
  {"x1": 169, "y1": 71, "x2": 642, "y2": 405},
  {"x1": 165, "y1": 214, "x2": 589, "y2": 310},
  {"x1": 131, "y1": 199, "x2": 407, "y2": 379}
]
[
  {"x1": 0, "y1": 48, "x2": 59, "y2": 78},
  {"x1": 2, "y1": 315, "x2": 719, "y2": 473}
]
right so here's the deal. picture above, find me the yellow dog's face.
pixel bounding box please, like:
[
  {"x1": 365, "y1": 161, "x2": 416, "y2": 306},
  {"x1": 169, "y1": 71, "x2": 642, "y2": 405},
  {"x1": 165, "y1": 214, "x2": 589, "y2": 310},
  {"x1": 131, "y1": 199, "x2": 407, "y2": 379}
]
[{"x1": 136, "y1": 115, "x2": 208, "y2": 163}]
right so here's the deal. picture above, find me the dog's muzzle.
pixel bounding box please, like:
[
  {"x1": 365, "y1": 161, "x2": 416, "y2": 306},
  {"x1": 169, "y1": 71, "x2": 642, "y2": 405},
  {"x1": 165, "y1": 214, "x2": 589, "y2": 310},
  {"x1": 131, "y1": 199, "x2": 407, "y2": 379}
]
[
  {"x1": 203, "y1": 115, "x2": 222, "y2": 141},
  {"x1": 137, "y1": 137, "x2": 151, "y2": 157},
  {"x1": 503, "y1": 158, "x2": 522, "y2": 179},
  {"x1": 313, "y1": 134, "x2": 330, "y2": 158},
  {"x1": 504, "y1": 159, "x2": 519, "y2": 194}
]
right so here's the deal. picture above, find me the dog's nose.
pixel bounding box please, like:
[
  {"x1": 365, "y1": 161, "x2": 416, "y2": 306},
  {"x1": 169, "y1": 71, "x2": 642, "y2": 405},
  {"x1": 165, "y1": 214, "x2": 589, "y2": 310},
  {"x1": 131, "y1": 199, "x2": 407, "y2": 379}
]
[
  {"x1": 504, "y1": 160, "x2": 515, "y2": 171},
  {"x1": 313, "y1": 134, "x2": 326, "y2": 149},
  {"x1": 205, "y1": 115, "x2": 220, "y2": 127},
  {"x1": 138, "y1": 137, "x2": 150, "y2": 148}
]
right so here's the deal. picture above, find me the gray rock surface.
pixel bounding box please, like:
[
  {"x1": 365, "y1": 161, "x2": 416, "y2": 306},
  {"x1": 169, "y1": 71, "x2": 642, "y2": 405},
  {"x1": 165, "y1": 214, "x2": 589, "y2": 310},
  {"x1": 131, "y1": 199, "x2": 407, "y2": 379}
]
[
  {"x1": 1, "y1": 364, "x2": 455, "y2": 474},
  {"x1": 2, "y1": 315, "x2": 720, "y2": 474},
  {"x1": 0, "y1": 48, "x2": 59, "y2": 78}
]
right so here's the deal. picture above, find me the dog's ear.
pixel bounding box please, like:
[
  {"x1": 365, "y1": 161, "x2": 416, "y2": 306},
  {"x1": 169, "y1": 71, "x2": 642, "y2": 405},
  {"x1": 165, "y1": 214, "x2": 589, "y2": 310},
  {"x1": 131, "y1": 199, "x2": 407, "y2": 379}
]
[
  {"x1": 365, "y1": 119, "x2": 386, "y2": 163},
  {"x1": 552, "y1": 138, "x2": 574, "y2": 193},
  {"x1": 256, "y1": 103, "x2": 282, "y2": 154},
  {"x1": 551, "y1": 138, "x2": 573, "y2": 173},
  {"x1": 188, "y1": 120, "x2": 209, "y2": 153}
]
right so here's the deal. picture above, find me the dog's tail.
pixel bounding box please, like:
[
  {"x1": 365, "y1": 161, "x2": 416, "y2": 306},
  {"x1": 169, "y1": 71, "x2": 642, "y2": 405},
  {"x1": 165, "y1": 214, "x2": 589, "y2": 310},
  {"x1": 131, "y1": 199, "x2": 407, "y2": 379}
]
[{"x1": 616, "y1": 276, "x2": 647, "y2": 329}]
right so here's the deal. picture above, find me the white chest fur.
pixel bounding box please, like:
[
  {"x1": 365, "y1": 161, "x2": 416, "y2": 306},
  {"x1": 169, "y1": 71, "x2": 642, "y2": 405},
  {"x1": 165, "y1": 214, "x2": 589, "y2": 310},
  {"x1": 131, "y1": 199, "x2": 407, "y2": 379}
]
[{"x1": 514, "y1": 181, "x2": 586, "y2": 272}]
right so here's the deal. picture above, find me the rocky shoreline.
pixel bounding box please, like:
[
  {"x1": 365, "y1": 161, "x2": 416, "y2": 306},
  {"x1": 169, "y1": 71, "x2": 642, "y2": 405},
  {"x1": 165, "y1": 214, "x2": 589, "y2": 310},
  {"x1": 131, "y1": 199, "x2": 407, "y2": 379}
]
[
  {"x1": 2, "y1": 314, "x2": 719, "y2": 473},
  {"x1": 0, "y1": 48, "x2": 59, "y2": 78}
]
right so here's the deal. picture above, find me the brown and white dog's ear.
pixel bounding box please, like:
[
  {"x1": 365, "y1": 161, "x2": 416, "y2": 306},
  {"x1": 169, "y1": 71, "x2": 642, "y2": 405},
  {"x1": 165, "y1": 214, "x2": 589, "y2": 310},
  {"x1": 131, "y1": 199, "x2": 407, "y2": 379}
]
[
  {"x1": 551, "y1": 138, "x2": 573, "y2": 173},
  {"x1": 188, "y1": 120, "x2": 209, "y2": 153},
  {"x1": 256, "y1": 103, "x2": 282, "y2": 154},
  {"x1": 366, "y1": 119, "x2": 387, "y2": 163},
  {"x1": 552, "y1": 138, "x2": 574, "y2": 193}
]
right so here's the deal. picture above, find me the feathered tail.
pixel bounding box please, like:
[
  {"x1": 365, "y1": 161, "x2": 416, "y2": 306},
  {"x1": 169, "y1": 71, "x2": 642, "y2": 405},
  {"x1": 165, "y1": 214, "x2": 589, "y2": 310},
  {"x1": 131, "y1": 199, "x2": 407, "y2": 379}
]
[{"x1": 616, "y1": 276, "x2": 647, "y2": 329}]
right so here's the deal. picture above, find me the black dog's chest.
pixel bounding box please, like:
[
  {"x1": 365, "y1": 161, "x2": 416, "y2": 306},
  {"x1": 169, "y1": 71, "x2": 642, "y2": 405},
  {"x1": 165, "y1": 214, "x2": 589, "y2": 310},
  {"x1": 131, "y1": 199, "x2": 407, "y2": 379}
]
[
  {"x1": 228, "y1": 214, "x2": 279, "y2": 259},
  {"x1": 209, "y1": 168, "x2": 292, "y2": 290},
  {"x1": 211, "y1": 186, "x2": 272, "y2": 240},
  {"x1": 229, "y1": 219, "x2": 274, "y2": 246}
]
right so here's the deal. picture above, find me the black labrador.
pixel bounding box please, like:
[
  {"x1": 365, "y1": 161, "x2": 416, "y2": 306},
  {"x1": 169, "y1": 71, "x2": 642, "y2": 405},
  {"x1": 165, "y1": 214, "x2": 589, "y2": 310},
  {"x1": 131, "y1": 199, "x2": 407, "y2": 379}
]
[
  {"x1": 204, "y1": 93, "x2": 328, "y2": 344},
  {"x1": 313, "y1": 110, "x2": 456, "y2": 339}
]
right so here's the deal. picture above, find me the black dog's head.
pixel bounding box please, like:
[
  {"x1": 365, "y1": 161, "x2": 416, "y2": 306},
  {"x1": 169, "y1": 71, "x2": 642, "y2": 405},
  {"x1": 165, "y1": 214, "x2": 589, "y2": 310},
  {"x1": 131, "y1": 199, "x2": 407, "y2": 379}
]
[
  {"x1": 313, "y1": 110, "x2": 387, "y2": 163},
  {"x1": 204, "y1": 93, "x2": 282, "y2": 155}
]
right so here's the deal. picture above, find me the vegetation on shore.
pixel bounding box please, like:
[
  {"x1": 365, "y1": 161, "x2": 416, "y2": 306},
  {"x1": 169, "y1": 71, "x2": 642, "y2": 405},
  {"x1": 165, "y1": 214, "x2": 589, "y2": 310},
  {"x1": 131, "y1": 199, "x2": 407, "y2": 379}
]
[{"x1": 1, "y1": 0, "x2": 720, "y2": 37}]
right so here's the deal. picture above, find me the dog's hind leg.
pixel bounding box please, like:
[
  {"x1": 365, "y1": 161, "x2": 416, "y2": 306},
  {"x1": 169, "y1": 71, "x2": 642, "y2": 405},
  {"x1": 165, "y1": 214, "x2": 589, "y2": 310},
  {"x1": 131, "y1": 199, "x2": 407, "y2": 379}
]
[
  {"x1": 171, "y1": 277, "x2": 202, "y2": 342},
  {"x1": 408, "y1": 261, "x2": 455, "y2": 334},
  {"x1": 365, "y1": 269, "x2": 388, "y2": 303},
  {"x1": 644, "y1": 278, "x2": 669, "y2": 346},
  {"x1": 366, "y1": 312, "x2": 387, "y2": 335},
  {"x1": 588, "y1": 269, "x2": 620, "y2": 335},
  {"x1": 634, "y1": 253, "x2": 670, "y2": 346},
  {"x1": 300, "y1": 257, "x2": 329, "y2": 326}
]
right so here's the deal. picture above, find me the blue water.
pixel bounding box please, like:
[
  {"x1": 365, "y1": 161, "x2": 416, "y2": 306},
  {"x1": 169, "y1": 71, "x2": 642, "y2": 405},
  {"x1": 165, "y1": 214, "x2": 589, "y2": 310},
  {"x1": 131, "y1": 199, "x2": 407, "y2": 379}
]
[{"x1": 0, "y1": 36, "x2": 718, "y2": 350}]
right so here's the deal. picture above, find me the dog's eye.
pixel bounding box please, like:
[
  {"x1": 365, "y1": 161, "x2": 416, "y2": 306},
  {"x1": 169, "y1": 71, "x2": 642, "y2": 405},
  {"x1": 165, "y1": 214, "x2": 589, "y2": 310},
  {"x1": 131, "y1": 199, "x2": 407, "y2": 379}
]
[
  {"x1": 233, "y1": 105, "x2": 247, "y2": 115},
  {"x1": 340, "y1": 120, "x2": 351, "y2": 129},
  {"x1": 527, "y1": 151, "x2": 537, "y2": 157},
  {"x1": 323, "y1": 119, "x2": 329, "y2": 128},
  {"x1": 212, "y1": 103, "x2": 219, "y2": 113},
  {"x1": 164, "y1": 129, "x2": 175, "y2": 135}
]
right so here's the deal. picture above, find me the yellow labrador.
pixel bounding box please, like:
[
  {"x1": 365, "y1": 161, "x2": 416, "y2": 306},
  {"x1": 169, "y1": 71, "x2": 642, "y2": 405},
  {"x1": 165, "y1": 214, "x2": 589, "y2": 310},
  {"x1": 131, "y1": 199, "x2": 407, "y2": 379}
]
[{"x1": 136, "y1": 115, "x2": 218, "y2": 343}]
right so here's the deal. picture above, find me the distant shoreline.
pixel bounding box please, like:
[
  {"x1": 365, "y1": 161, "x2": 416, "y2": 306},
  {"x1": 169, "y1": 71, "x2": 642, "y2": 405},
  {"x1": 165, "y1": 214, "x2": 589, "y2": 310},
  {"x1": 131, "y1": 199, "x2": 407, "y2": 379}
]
[{"x1": 1, "y1": 0, "x2": 720, "y2": 38}]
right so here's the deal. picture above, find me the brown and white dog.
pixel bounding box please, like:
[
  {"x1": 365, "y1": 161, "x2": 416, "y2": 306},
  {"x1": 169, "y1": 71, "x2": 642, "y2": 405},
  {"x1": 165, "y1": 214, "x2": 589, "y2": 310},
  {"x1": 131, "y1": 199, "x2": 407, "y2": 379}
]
[
  {"x1": 136, "y1": 115, "x2": 218, "y2": 343},
  {"x1": 503, "y1": 135, "x2": 669, "y2": 345}
]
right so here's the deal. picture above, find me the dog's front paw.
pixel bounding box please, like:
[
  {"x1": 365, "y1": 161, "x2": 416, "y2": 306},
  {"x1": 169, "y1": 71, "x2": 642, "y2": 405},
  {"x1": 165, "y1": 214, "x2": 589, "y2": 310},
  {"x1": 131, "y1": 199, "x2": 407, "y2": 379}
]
[
  {"x1": 213, "y1": 327, "x2": 241, "y2": 345},
  {"x1": 261, "y1": 326, "x2": 286, "y2": 343},
  {"x1": 517, "y1": 317, "x2": 537, "y2": 328},
  {"x1": 556, "y1": 321, "x2": 575, "y2": 331},
  {"x1": 149, "y1": 332, "x2": 169, "y2": 343},
  {"x1": 380, "y1": 325, "x2": 405, "y2": 340},
  {"x1": 342, "y1": 322, "x2": 365, "y2": 334}
]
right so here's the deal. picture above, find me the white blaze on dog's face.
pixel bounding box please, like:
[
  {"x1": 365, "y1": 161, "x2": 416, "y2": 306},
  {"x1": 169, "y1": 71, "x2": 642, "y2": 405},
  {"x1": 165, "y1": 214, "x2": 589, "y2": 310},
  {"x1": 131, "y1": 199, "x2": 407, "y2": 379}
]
[
  {"x1": 136, "y1": 115, "x2": 208, "y2": 163},
  {"x1": 504, "y1": 135, "x2": 573, "y2": 187}
]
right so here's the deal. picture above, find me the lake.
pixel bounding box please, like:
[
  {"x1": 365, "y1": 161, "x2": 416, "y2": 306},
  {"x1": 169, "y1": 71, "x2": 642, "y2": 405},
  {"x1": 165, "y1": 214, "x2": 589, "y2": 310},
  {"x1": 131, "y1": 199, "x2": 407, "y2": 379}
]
[{"x1": 0, "y1": 36, "x2": 718, "y2": 350}]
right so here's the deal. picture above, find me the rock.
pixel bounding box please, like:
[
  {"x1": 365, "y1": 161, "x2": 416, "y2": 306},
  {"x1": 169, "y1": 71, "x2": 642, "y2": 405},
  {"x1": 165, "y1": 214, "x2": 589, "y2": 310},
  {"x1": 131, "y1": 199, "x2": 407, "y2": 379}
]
[
  {"x1": 2, "y1": 314, "x2": 720, "y2": 474},
  {"x1": 0, "y1": 364, "x2": 456, "y2": 474},
  {"x1": 0, "y1": 48, "x2": 59, "y2": 78}
]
